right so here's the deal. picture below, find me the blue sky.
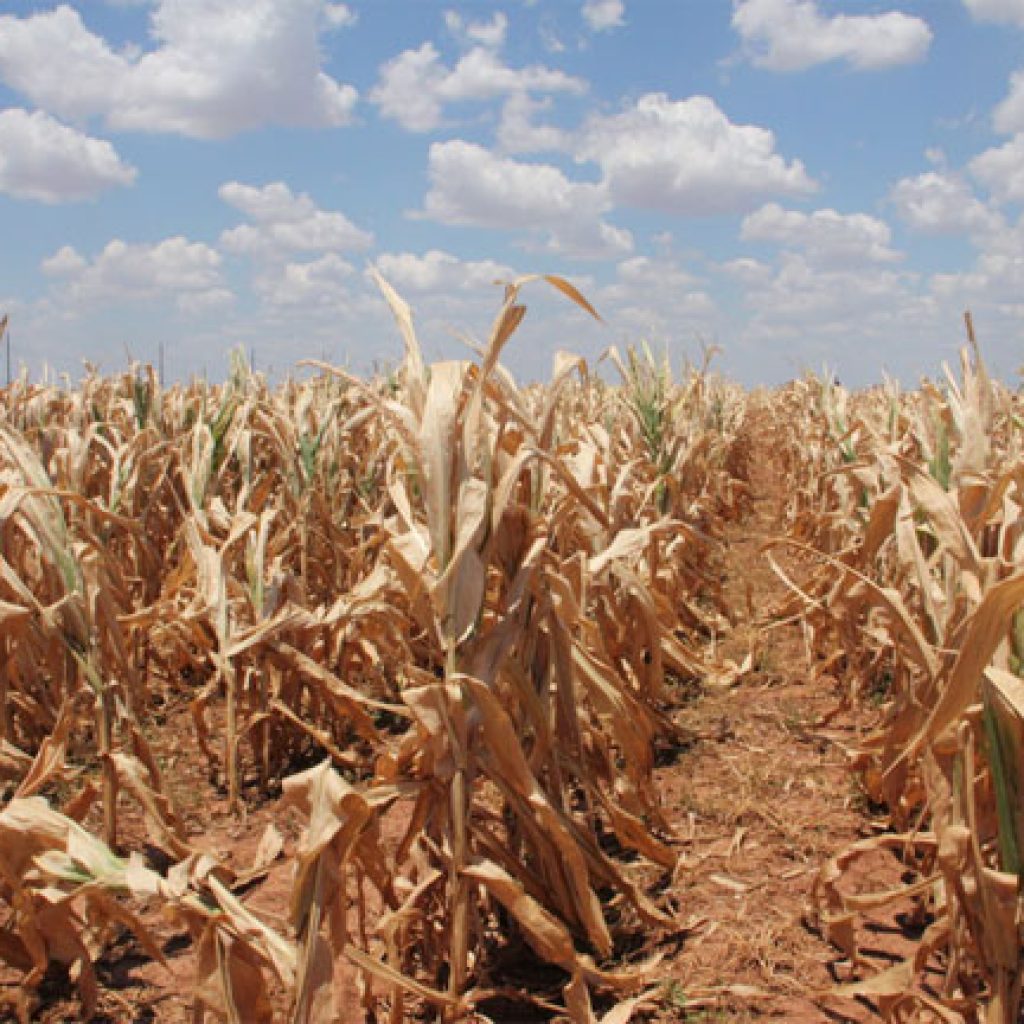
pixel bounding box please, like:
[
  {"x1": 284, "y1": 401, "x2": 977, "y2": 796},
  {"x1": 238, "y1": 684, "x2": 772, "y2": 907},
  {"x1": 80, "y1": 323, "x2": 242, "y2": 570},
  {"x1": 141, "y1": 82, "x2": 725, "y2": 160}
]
[{"x1": 0, "y1": 0, "x2": 1022, "y2": 386}]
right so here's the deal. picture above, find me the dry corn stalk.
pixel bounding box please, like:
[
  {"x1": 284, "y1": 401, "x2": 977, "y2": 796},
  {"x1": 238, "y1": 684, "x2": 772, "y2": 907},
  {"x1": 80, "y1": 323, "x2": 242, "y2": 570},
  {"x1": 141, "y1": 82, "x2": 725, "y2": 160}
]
[
  {"x1": 0, "y1": 274, "x2": 751, "y2": 1021},
  {"x1": 778, "y1": 335, "x2": 1024, "y2": 1022}
]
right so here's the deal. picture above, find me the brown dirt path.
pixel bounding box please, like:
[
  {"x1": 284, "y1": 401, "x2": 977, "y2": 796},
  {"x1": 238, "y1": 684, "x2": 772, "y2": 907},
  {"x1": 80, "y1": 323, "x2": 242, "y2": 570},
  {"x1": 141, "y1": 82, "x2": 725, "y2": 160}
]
[{"x1": 647, "y1": 409, "x2": 901, "y2": 1023}]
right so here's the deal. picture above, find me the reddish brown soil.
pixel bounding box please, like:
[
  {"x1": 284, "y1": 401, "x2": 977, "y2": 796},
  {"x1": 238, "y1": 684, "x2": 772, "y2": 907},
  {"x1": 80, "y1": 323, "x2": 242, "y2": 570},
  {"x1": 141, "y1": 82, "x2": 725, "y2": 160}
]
[
  {"x1": 645, "y1": 415, "x2": 915, "y2": 1023},
  {"x1": 1, "y1": 419, "x2": 923, "y2": 1024}
]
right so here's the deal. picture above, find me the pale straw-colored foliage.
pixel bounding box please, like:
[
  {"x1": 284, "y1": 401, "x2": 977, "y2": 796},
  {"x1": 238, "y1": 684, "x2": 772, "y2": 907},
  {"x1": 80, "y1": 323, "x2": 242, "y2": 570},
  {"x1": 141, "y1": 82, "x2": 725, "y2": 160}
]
[
  {"x1": 0, "y1": 280, "x2": 749, "y2": 1022},
  {"x1": 773, "y1": 328, "x2": 1024, "y2": 1023}
]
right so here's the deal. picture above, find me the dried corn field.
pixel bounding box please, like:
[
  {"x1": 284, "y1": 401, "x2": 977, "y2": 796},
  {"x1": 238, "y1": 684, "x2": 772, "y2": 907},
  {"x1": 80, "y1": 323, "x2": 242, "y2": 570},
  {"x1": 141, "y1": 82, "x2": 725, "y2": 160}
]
[{"x1": 0, "y1": 290, "x2": 1021, "y2": 1024}]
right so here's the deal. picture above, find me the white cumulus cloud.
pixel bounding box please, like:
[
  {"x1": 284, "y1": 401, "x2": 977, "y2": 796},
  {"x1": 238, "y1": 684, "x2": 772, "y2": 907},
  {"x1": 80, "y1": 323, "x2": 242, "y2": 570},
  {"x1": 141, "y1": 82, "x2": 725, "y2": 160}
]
[
  {"x1": 969, "y1": 134, "x2": 1024, "y2": 203},
  {"x1": 0, "y1": 1, "x2": 358, "y2": 140},
  {"x1": 41, "y1": 236, "x2": 230, "y2": 312},
  {"x1": 497, "y1": 93, "x2": 568, "y2": 153},
  {"x1": 732, "y1": 0, "x2": 932, "y2": 71},
  {"x1": 219, "y1": 181, "x2": 374, "y2": 258},
  {"x1": 576, "y1": 93, "x2": 816, "y2": 215},
  {"x1": 930, "y1": 215, "x2": 1024, "y2": 311},
  {"x1": 740, "y1": 203, "x2": 901, "y2": 265},
  {"x1": 582, "y1": 0, "x2": 626, "y2": 32},
  {"x1": 370, "y1": 41, "x2": 585, "y2": 132},
  {"x1": 0, "y1": 6, "x2": 129, "y2": 123},
  {"x1": 374, "y1": 250, "x2": 514, "y2": 293},
  {"x1": 444, "y1": 10, "x2": 509, "y2": 49},
  {"x1": 719, "y1": 256, "x2": 772, "y2": 284},
  {"x1": 254, "y1": 253, "x2": 357, "y2": 308},
  {"x1": 736, "y1": 251, "x2": 934, "y2": 377},
  {"x1": 962, "y1": 0, "x2": 1024, "y2": 26},
  {"x1": 0, "y1": 108, "x2": 136, "y2": 203},
  {"x1": 993, "y1": 70, "x2": 1024, "y2": 133},
  {"x1": 596, "y1": 256, "x2": 715, "y2": 340},
  {"x1": 41, "y1": 245, "x2": 88, "y2": 276},
  {"x1": 323, "y1": 3, "x2": 357, "y2": 28},
  {"x1": 888, "y1": 171, "x2": 1002, "y2": 235},
  {"x1": 421, "y1": 140, "x2": 632, "y2": 260}
]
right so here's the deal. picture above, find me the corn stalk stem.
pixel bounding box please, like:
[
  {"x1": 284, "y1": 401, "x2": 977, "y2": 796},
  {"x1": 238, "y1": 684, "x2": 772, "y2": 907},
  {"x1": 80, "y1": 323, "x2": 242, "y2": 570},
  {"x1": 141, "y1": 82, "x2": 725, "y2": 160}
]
[
  {"x1": 97, "y1": 681, "x2": 117, "y2": 849},
  {"x1": 445, "y1": 648, "x2": 470, "y2": 1019},
  {"x1": 447, "y1": 766, "x2": 469, "y2": 1014},
  {"x1": 257, "y1": 667, "x2": 270, "y2": 792},
  {"x1": 0, "y1": 642, "x2": 8, "y2": 744},
  {"x1": 225, "y1": 664, "x2": 239, "y2": 813}
]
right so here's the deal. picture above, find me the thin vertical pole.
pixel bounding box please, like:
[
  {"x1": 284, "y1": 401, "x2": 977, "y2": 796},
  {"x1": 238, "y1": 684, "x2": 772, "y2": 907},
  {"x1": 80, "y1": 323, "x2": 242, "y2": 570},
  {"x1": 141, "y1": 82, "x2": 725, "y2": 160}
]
[{"x1": 1, "y1": 315, "x2": 9, "y2": 388}]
